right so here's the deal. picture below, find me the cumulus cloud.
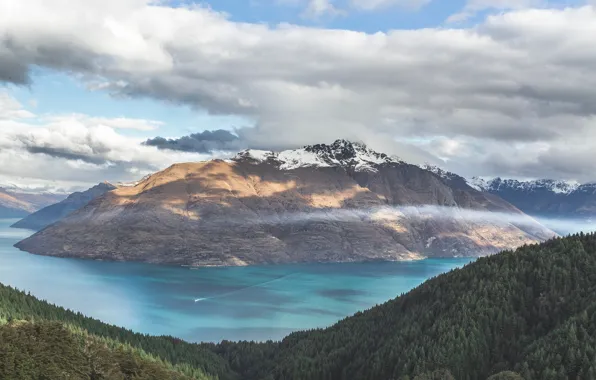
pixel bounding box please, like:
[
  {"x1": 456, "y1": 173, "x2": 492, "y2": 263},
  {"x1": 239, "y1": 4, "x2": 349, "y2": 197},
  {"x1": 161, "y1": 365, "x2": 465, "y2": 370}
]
[
  {"x1": 350, "y1": 0, "x2": 431, "y2": 11},
  {"x1": 0, "y1": 92, "x2": 35, "y2": 119},
  {"x1": 447, "y1": 0, "x2": 544, "y2": 23},
  {"x1": 144, "y1": 129, "x2": 245, "y2": 153},
  {"x1": 43, "y1": 115, "x2": 163, "y2": 131},
  {"x1": 302, "y1": 0, "x2": 345, "y2": 18},
  {"x1": 0, "y1": 93, "x2": 212, "y2": 190},
  {"x1": 2, "y1": 1, "x2": 596, "y2": 182}
]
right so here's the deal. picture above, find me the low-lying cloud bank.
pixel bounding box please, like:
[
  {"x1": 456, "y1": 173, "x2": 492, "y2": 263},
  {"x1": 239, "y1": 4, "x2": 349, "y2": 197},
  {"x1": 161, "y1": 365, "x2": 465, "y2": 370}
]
[
  {"x1": 217, "y1": 205, "x2": 596, "y2": 236},
  {"x1": 57, "y1": 203, "x2": 596, "y2": 237}
]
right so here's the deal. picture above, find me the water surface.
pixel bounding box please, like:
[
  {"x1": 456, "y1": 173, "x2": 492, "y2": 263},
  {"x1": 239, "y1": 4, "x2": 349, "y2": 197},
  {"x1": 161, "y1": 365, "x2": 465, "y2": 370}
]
[{"x1": 0, "y1": 218, "x2": 471, "y2": 342}]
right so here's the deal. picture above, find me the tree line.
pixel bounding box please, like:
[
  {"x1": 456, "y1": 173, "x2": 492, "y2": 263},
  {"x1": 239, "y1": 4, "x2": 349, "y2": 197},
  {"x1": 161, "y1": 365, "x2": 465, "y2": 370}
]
[{"x1": 5, "y1": 232, "x2": 596, "y2": 379}]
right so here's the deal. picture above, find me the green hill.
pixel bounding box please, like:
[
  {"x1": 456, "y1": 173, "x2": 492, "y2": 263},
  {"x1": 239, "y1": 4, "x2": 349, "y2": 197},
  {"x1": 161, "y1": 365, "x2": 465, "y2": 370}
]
[
  {"x1": 208, "y1": 233, "x2": 596, "y2": 380},
  {"x1": 0, "y1": 283, "x2": 237, "y2": 380},
  {"x1": 5, "y1": 233, "x2": 596, "y2": 379}
]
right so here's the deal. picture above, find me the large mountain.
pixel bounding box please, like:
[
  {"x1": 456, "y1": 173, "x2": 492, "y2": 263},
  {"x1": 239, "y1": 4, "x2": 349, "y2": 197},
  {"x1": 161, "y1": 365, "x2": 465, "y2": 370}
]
[
  {"x1": 472, "y1": 177, "x2": 596, "y2": 221},
  {"x1": 15, "y1": 140, "x2": 553, "y2": 266},
  {"x1": 11, "y1": 182, "x2": 117, "y2": 231},
  {"x1": 0, "y1": 187, "x2": 65, "y2": 218}
]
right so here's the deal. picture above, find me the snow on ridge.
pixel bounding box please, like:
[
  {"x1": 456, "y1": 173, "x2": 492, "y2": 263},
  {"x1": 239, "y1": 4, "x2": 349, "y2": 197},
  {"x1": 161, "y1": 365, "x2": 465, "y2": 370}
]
[
  {"x1": 422, "y1": 168, "x2": 584, "y2": 195},
  {"x1": 466, "y1": 177, "x2": 488, "y2": 192},
  {"x1": 480, "y1": 178, "x2": 582, "y2": 195},
  {"x1": 421, "y1": 164, "x2": 455, "y2": 179},
  {"x1": 117, "y1": 174, "x2": 152, "y2": 188},
  {"x1": 234, "y1": 149, "x2": 276, "y2": 163},
  {"x1": 233, "y1": 140, "x2": 401, "y2": 172},
  {"x1": 277, "y1": 148, "x2": 332, "y2": 170},
  {"x1": 420, "y1": 164, "x2": 490, "y2": 192}
]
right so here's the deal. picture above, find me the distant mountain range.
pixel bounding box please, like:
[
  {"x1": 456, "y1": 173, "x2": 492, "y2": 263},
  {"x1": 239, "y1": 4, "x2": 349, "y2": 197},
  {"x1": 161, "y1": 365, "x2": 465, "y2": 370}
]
[
  {"x1": 11, "y1": 182, "x2": 117, "y2": 231},
  {"x1": 0, "y1": 187, "x2": 65, "y2": 218},
  {"x1": 472, "y1": 177, "x2": 596, "y2": 221},
  {"x1": 14, "y1": 140, "x2": 553, "y2": 266}
]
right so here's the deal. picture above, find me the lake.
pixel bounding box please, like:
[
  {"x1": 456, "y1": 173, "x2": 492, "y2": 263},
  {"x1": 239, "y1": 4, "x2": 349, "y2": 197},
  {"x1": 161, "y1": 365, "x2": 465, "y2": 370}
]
[{"x1": 0, "y1": 218, "x2": 472, "y2": 342}]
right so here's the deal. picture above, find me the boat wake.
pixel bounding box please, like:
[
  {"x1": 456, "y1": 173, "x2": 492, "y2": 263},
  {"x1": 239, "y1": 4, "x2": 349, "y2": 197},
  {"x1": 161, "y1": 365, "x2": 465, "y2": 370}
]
[{"x1": 194, "y1": 273, "x2": 294, "y2": 303}]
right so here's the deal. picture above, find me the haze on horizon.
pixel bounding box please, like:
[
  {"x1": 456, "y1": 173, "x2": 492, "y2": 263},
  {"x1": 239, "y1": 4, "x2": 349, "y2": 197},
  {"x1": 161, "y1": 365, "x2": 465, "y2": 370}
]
[{"x1": 2, "y1": 0, "x2": 596, "y2": 192}]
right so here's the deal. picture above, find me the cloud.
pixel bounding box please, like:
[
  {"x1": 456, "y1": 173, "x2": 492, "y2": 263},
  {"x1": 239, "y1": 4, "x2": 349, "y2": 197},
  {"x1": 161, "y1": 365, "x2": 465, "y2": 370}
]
[
  {"x1": 302, "y1": 0, "x2": 346, "y2": 18},
  {"x1": 2, "y1": 2, "x2": 596, "y2": 182},
  {"x1": 0, "y1": 92, "x2": 212, "y2": 190},
  {"x1": 144, "y1": 129, "x2": 245, "y2": 153},
  {"x1": 43, "y1": 115, "x2": 163, "y2": 131},
  {"x1": 350, "y1": 0, "x2": 431, "y2": 11},
  {"x1": 0, "y1": 92, "x2": 35, "y2": 119},
  {"x1": 447, "y1": 0, "x2": 543, "y2": 23}
]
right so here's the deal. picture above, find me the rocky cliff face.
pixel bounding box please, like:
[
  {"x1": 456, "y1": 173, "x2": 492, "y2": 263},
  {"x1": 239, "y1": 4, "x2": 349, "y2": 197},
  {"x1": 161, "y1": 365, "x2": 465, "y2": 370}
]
[
  {"x1": 0, "y1": 188, "x2": 65, "y2": 218},
  {"x1": 15, "y1": 140, "x2": 554, "y2": 266},
  {"x1": 11, "y1": 182, "x2": 117, "y2": 231}
]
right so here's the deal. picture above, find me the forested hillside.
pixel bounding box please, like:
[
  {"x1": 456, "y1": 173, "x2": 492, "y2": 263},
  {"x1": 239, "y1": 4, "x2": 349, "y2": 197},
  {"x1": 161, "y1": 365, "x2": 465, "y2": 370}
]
[
  {"x1": 0, "y1": 321, "x2": 196, "y2": 380},
  {"x1": 0, "y1": 283, "x2": 238, "y2": 380},
  {"x1": 209, "y1": 233, "x2": 596, "y2": 380},
  {"x1": 5, "y1": 233, "x2": 596, "y2": 379}
]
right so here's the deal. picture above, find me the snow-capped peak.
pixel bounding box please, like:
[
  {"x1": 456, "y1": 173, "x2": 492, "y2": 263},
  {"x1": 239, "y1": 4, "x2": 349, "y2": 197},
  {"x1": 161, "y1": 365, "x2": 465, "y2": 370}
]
[
  {"x1": 467, "y1": 177, "x2": 489, "y2": 192},
  {"x1": 477, "y1": 178, "x2": 582, "y2": 195},
  {"x1": 421, "y1": 164, "x2": 460, "y2": 181},
  {"x1": 233, "y1": 140, "x2": 402, "y2": 172}
]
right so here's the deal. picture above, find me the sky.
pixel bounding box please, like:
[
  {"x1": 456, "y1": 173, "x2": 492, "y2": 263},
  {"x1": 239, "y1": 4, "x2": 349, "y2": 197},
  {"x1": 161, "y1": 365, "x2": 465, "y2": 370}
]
[{"x1": 1, "y1": 0, "x2": 596, "y2": 192}]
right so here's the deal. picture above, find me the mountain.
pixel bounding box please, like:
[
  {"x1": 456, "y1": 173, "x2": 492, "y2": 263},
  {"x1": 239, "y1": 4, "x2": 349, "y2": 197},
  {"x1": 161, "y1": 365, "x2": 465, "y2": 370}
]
[
  {"x1": 11, "y1": 182, "x2": 117, "y2": 231},
  {"x1": 15, "y1": 140, "x2": 553, "y2": 266},
  {"x1": 473, "y1": 177, "x2": 596, "y2": 221},
  {"x1": 5, "y1": 231, "x2": 596, "y2": 379},
  {"x1": 0, "y1": 187, "x2": 65, "y2": 218}
]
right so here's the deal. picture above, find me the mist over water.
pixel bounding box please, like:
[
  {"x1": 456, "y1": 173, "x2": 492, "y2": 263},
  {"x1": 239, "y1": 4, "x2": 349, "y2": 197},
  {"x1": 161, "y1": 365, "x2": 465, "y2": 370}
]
[
  {"x1": 242, "y1": 205, "x2": 596, "y2": 239},
  {"x1": 59, "y1": 203, "x2": 585, "y2": 231},
  {"x1": 2, "y1": 206, "x2": 596, "y2": 342},
  {"x1": 53, "y1": 202, "x2": 596, "y2": 239},
  {"x1": 250, "y1": 205, "x2": 596, "y2": 234}
]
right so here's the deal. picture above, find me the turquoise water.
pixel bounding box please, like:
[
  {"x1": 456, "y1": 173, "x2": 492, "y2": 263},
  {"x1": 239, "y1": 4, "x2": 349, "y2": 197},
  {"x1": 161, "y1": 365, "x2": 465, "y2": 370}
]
[{"x1": 0, "y1": 218, "x2": 472, "y2": 342}]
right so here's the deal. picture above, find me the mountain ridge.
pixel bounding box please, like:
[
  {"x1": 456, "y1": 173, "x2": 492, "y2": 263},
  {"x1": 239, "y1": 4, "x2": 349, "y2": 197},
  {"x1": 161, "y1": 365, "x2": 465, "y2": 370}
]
[
  {"x1": 11, "y1": 182, "x2": 117, "y2": 231},
  {"x1": 468, "y1": 177, "x2": 596, "y2": 222},
  {"x1": 0, "y1": 187, "x2": 65, "y2": 218},
  {"x1": 14, "y1": 140, "x2": 554, "y2": 266}
]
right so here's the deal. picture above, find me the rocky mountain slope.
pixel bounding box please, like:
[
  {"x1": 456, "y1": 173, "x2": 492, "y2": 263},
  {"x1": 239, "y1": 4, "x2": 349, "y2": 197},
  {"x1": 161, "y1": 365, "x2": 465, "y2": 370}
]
[
  {"x1": 15, "y1": 140, "x2": 554, "y2": 266},
  {"x1": 0, "y1": 187, "x2": 65, "y2": 218},
  {"x1": 472, "y1": 177, "x2": 596, "y2": 220},
  {"x1": 11, "y1": 182, "x2": 117, "y2": 231}
]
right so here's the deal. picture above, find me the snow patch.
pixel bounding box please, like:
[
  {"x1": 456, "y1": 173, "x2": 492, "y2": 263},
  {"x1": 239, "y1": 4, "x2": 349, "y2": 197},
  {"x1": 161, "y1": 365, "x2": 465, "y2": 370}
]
[
  {"x1": 117, "y1": 174, "x2": 152, "y2": 188},
  {"x1": 235, "y1": 149, "x2": 276, "y2": 163},
  {"x1": 482, "y1": 178, "x2": 581, "y2": 195},
  {"x1": 467, "y1": 177, "x2": 488, "y2": 192},
  {"x1": 232, "y1": 140, "x2": 401, "y2": 172},
  {"x1": 278, "y1": 148, "x2": 331, "y2": 170},
  {"x1": 426, "y1": 236, "x2": 436, "y2": 248}
]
